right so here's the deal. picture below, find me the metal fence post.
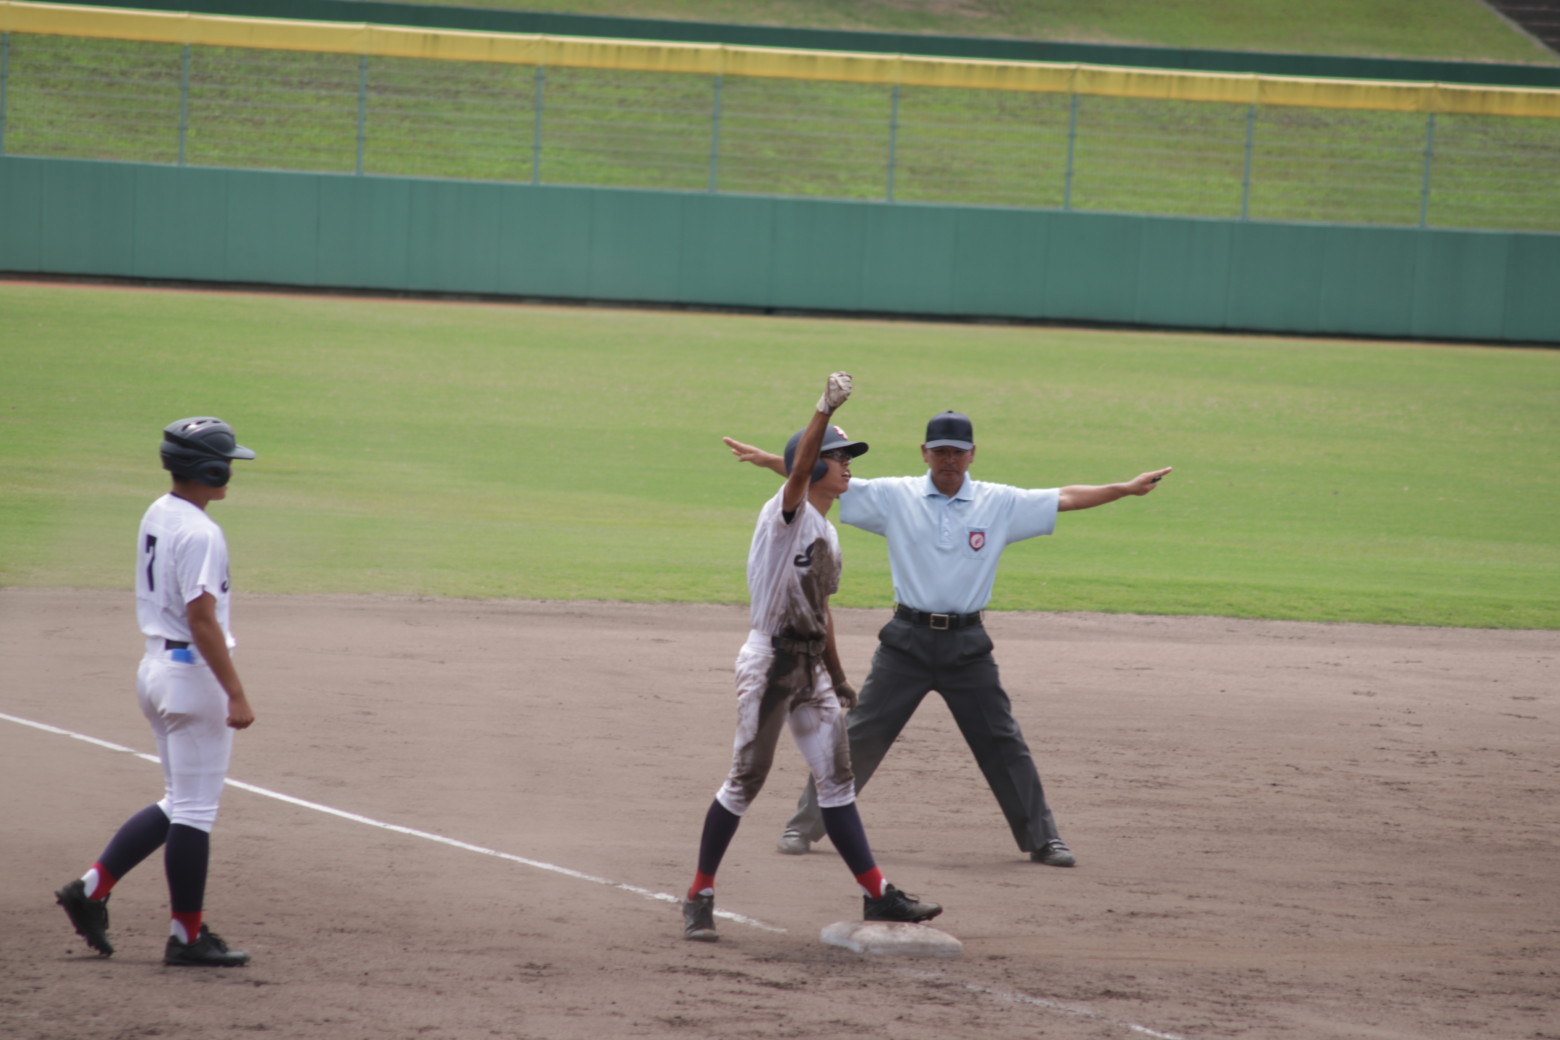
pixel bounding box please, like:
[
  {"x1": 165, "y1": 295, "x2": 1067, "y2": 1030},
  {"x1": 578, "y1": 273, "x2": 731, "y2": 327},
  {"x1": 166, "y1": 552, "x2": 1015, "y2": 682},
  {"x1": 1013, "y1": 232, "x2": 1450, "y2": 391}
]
[
  {"x1": 1, "y1": 34, "x2": 10, "y2": 156},
  {"x1": 886, "y1": 82, "x2": 900, "y2": 202},
  {"x1": 1063, "y1": 92, "x2": 1079, "y2": 210},
  {"x1": 532, "y1": 66, "x2": 545, "y2": 185},
  {"x1": 178, "y1": 45, "x2": 190, "y2": 165},
  {"x1": 1241, "y1": 104, "x2": 1255, "y2": 220},
  {"x1": 1419, "y1": 112, "x2": 1437, "y2": 228},
  {"x1": 708, "y1": 74, "x2": 722, "y2": 193},
  {"x1": 356, "y1": 55, "x2": 367, "y2": 175}
]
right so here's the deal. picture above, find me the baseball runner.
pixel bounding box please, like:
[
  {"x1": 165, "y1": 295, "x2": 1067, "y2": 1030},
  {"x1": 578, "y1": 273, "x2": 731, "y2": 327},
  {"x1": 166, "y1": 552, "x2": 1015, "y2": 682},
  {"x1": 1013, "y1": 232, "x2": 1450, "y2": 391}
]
[
  {"x1": 682, "y1": 373, "x2": 942, "y2": 941},
  {"x1": 54, "y1": 417, "x2": 257, "y2": 967},
  {"x1": 724, "y1": 409, "x2": 1170, "y2": 868}
]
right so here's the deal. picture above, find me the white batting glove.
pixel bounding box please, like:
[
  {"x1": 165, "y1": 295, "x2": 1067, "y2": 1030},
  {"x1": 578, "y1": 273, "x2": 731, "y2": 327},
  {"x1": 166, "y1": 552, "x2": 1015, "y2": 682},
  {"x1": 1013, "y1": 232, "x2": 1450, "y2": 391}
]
[{"x1": 817, "y1": 372, "x2": 852, "y2": 414}]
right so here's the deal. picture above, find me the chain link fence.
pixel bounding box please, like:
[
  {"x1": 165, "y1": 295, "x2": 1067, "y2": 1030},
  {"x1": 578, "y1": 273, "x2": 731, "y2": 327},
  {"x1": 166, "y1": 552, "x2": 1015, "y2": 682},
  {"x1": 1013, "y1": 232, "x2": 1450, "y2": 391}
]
[{"x1": 4, "y1": 32, "x2": 1558, "y2": 231}]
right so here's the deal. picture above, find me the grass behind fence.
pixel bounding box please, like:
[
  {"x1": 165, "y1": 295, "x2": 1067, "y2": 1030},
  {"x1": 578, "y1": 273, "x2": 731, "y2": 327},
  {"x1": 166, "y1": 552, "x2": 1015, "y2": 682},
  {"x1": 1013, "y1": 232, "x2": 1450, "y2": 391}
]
[
  {"x1": 416, "y1": 0, "x2": 1560, "y2": 65},
  {"x1": 2, "y1": 281, "x2": 1557, "y2": 629},
  {"x1": 5, "y1": 32, "x2": 1559, "y2": 231}
]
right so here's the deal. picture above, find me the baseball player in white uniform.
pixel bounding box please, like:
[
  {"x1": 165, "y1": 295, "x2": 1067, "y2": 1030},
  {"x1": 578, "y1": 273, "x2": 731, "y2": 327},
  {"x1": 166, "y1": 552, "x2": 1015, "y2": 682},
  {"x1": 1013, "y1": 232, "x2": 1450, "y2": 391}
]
[
  {"x1": 682, "y1": 373, "x2": 942, "y2": 941},
  {"x1": 55, "y1": 417, "x2": 256, "y2": 967}
]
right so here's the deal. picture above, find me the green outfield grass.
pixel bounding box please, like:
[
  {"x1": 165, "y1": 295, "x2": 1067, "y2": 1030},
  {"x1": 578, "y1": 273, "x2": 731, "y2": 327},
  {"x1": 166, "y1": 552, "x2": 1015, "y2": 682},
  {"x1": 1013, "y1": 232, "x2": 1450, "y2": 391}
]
[{"x1": 2, "y1": 281, "x2": 1556, "y2": 629}]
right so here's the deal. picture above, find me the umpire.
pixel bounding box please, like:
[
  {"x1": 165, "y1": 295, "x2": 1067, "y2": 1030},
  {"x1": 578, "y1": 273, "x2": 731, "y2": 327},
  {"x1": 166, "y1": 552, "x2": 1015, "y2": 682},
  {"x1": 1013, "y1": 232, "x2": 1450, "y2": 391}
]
[{"x1": 725, "y1": 410, "x2": 1169, "y2": 866}]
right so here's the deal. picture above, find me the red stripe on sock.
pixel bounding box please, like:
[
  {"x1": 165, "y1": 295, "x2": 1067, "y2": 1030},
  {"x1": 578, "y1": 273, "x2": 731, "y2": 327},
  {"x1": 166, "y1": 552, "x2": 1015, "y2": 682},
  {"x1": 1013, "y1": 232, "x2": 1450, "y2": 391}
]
[
  {"x1": 688, "y1": 871, "x2": 716, "y2": 901},
  {"x1": 855, "y1": 867, "x2": 886, "y2": 899},
  {"x1": 172, "y1": 911, "x2": 202, "y2": 944},
  {"x1": 87, "y1": 862, "x2": 117, "y2": 901}
]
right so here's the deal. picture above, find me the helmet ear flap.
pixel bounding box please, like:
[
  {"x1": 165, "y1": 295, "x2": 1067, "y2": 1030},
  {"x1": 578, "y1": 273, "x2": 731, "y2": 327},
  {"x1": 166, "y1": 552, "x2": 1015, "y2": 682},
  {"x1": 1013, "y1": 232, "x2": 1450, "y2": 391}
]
[
  {"x1": 191, "y1": 459, "x2": 232, "y2": 488},
  {"x1": 785, "y1": 430, "x2": 836, "y2": 484}
]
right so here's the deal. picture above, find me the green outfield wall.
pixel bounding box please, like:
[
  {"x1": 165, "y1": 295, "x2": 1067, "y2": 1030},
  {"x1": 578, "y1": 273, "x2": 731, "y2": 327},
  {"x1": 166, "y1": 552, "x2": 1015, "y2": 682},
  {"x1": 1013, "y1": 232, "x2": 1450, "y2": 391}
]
[{"x1": 2, "y1": 155, "x2": 1555, "y2": 343}]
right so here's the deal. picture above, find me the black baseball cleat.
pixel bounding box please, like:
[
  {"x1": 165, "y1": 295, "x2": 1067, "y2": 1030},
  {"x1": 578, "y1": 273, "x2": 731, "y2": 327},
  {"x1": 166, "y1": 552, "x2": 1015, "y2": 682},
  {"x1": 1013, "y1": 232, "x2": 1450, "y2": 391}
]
[
  {"x1": 164, "y1": 925, "x2": 250, "y2": 967},
  {"x1": 682, "y1": 892, "x2": 718, "y2": 942},
  {"x1": 1030, "y1": 839, "x2": 1077, "y2": 867},
  {"x1": 55, "y1": 879, "x2": 114, "y2": 957},
  {"x1": 864, "y1": 884, "x2": 942, "y2": 923}
]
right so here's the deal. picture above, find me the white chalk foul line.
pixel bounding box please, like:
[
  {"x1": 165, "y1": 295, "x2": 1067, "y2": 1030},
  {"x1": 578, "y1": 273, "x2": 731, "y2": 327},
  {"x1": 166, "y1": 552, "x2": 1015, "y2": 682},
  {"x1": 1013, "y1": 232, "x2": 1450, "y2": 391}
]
[
  {"x1": 0, "y1": 711, "x2": 783, "y2": 934},
  {"x1": 946, "y1": 977, "x2": 1194, "y2": 1040},
  {"x1": 7, "y1": 710, "x2": 1193, "y2": 1040}
]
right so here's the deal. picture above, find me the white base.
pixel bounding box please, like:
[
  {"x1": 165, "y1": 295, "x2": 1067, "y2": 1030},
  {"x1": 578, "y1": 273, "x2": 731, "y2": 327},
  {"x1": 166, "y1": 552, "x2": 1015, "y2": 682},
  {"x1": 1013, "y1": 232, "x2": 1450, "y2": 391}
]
[{"x1": 819, "y1": 920, "x2": 963, "y2": 958}]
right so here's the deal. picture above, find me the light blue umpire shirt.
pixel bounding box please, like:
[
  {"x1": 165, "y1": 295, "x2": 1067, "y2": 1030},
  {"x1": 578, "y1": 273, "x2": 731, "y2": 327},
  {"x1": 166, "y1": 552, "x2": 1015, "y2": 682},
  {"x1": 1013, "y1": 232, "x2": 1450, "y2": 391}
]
[{"x1": 838, "y1": 473, "x2": 1060, "y2": 616}]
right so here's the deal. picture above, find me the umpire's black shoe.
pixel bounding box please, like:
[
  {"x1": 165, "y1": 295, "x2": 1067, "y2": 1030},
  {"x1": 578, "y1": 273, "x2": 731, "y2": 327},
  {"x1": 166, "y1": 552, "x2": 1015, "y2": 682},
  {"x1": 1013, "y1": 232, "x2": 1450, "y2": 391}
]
[
  {"x1": 775, "y1": 829, "x2": 811, "y2": 855},
  {"x1": 864, "y1": 884, "x2": 942, "y2": 923},
  {"x1": 1030, "y1": 839, "x2": 1077, "y2": 867},
  {"x1": 55, "y1": 878, "x2": 114, "y2": 957},
  {"x1": 164, "y1": 925, "x2": 250, "y2": 967}
]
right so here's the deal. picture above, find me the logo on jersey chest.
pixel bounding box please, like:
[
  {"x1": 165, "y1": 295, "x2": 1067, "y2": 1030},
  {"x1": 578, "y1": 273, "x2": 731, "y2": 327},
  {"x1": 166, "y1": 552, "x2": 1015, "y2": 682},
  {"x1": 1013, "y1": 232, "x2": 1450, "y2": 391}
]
[
  {"x1": 794, "y1": 542, "x2": 816, "y2": 569},
  {"x1": 968, "y1": 529, "x2": 987, "y2": 552}
]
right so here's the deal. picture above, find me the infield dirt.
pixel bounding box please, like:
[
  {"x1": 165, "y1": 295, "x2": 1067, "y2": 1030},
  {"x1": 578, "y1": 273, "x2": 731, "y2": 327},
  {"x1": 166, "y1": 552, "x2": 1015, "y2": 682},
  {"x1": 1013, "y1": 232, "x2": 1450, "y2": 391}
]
[{"x1": 3, "y1": 588, "x2": 1556, "y2": 1040}]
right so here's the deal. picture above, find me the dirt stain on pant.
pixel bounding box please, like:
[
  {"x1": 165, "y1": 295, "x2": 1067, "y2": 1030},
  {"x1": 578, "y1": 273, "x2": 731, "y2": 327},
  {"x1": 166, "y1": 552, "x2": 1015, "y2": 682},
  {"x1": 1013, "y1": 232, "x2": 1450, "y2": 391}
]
[
  {"x1": 728, "y1": 644, "x2": 854, "y2": 808},
  {"x1": 728, "y1": 647, "x2": 813, "y2": 807},
  {"x1": 728, "y1": 536, "x2": 852, "y2": 807}
]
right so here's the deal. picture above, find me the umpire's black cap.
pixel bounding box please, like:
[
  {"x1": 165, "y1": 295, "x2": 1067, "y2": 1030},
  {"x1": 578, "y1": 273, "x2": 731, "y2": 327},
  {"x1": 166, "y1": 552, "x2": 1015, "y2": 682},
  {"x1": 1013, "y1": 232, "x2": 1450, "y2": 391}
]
[{"x1": 924, "y1": 411, "x2": 974, "y2": 450}]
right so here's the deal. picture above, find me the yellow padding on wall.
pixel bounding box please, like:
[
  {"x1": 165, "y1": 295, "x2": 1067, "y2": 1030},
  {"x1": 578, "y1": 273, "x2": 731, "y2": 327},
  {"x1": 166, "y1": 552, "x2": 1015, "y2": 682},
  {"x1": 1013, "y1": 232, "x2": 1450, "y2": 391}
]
[{"x1": 4, "y1": 0, "x2": 1559, "y2": 118}]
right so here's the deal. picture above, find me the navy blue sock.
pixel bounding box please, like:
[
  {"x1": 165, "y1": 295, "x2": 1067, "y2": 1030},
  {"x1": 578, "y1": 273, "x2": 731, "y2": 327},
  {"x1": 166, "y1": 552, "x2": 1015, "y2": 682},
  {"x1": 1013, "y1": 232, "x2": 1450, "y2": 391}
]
[
  {"x1": 164, "y1": 823, "x2": 210, "y2": 915},
  {"x1": 696, "y1": 800, "x2": 743, "y2": 879},
  {"x1": 97, "y1": 804, "x2": 171, "y2": 881},
  {"x1": 820, "y1": 803, "x2": 877, "y2": 877}
]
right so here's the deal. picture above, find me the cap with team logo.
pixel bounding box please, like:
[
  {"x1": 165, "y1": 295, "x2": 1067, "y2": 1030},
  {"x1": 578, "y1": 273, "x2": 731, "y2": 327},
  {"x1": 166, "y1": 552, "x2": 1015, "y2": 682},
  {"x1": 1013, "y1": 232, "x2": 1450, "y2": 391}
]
[{"x1": 784, "y1": 424, "x2": 869, "y2": 478}]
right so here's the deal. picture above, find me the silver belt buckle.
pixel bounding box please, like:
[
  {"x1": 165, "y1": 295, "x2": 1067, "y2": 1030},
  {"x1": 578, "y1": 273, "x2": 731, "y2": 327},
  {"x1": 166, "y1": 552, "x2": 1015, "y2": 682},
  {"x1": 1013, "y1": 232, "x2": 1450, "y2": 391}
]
[{"x1": 929, "y1": 613, "x2": 952, "y2": 630}]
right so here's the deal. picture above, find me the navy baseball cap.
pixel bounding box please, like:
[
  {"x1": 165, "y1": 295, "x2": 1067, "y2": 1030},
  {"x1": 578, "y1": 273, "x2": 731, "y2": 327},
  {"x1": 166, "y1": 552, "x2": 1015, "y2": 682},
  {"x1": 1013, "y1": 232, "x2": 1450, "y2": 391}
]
[
  {"x1": 924, "y1": 411, "x2": 974, "y2": 450},
  {"x1": 783, "y1": 424, "x2": 869, "y2": 475},
  {"x1": 821, "y1": 423, "x2": 869, "y2": 458}
]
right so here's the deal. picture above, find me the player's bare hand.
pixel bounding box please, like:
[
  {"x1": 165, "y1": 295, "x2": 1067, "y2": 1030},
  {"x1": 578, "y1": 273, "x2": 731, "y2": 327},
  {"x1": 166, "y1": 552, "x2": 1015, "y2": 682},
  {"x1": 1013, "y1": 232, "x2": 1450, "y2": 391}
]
[
  {"x1": 817, "y1": 371, "x2": 852, "y2": 414},
  {"x1": 833, "y1": 679, "x2": 858, "y2": 710},
  {"x1": 1128, "y1": 467, "x2": 1173, "y2": 495},
  {"x1": 226, "y1": 694, "x2": 255, "y2": 730}
]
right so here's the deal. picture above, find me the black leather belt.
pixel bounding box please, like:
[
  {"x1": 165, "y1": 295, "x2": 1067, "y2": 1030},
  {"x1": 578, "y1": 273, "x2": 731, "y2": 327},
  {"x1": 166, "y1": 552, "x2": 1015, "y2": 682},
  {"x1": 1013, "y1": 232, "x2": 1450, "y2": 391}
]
[
  {"x1": 771, "y1": 633, "x2": 826, "y2": 657},
  {"x1": 894, "y1": 605, "x2": 983, "y2": 631},
  {"x1": 165, "y1": 640, "x2": 190, "y2": 650}
]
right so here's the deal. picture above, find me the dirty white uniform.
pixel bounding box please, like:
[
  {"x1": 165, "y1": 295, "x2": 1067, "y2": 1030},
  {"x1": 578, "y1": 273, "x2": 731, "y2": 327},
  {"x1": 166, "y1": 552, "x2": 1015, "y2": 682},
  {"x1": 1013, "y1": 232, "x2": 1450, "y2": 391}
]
[
  {"x1": 714, "y1": 488, "x2": 854, "y2": 816},
  {"x1": 135, "y1": 493, "x2": 238, "y2": 833}
]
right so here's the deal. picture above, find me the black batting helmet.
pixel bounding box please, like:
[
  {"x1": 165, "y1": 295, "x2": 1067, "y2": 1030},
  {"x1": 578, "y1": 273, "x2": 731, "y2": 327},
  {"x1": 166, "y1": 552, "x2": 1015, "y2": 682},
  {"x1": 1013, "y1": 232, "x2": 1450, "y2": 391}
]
[
  {"x1": 783, "y1": 424, "x2": 868, "y2": 483},
  {"x1": 160, "y1": 416, "x2": 256, "y2": 488}
]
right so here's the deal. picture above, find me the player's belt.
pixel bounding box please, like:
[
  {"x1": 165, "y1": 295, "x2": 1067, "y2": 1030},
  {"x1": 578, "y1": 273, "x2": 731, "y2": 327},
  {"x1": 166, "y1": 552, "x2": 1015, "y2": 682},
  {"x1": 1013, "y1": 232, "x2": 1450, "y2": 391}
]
[
  {"x1": 164, "y1": 640, "x2": 190, "y2": 650},
  {"x1": 770, "y1": 633, "x2": 826, "y2": 657},
  {"x1": 894, "y1": 605, "x2": 984, "y2": 631}
]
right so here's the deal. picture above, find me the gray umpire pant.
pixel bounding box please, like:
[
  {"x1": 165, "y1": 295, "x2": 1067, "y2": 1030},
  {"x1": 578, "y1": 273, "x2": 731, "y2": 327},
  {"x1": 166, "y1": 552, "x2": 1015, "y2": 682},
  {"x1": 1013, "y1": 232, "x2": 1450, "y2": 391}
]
[{"x1": 783, "y1": 615, "x2": 1062, "y2": 853}]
